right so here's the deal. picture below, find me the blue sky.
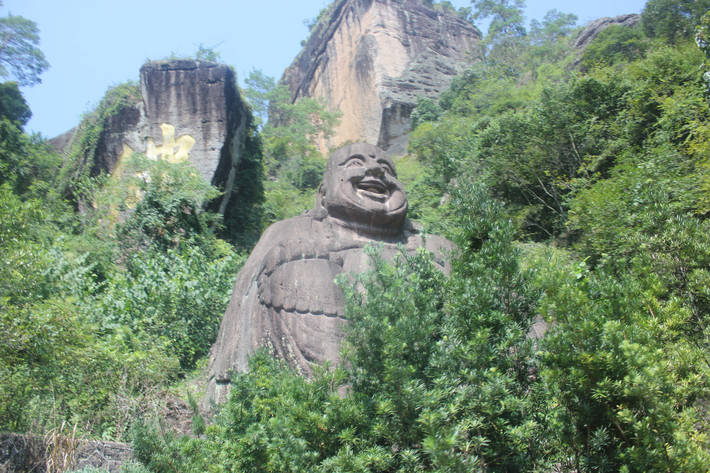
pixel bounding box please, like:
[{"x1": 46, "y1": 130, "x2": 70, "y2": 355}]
[{"x1": 6, "y1": 0, "x2": 648, "y2": 138}]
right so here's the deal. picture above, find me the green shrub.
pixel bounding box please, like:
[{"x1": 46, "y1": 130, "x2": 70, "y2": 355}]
[
  {"x1": 91, "y1": 242, "x2": 243, "y2": 372},
  {"x1": 536, "y1": 253, "x2": 710, "y2": 471},
  {"x1": 581, "y1": 24, "x2": 648, "y2": 70},
  {"x1": 642, "y1": 0, "x2": 710, "y2": 43}
]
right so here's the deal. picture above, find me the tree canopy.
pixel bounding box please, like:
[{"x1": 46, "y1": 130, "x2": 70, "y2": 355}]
[{"x1": 0, "y1": 11, "x2": 48, "y2": 86}]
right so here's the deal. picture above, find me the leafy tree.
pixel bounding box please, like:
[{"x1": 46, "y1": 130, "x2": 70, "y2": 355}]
[
  {"x1": 243, "y1": 68, "x2": 274, "y2": 128},
  {"x1": 0, "y1": 10, "x2": 49, "y2": 86},
  {"x1": 581, "y1": 24, "x2": 647, "y2": 70},
  {"x1": 415, "y1": 5, "x2": 577, "y2": 123},
  {"x1": 642, "y1": 0, "x2": 710, "y2": 43},
  {"x1": 260, "y1": 179, "x2": 315, "y2": 228},
  {"x1": 534, "y1": 248, "x2": 710, "y2": 472},
  {"x1": 697, "y1": 10, "x2": 710, "y2": 100},
  {"x1": 698, "y1": 10, "x2": 710, "y2": 62},
  {"x1": 0, "y1": 181, "x2": 174, "y2": 436},
  {"x1": 409, "y1": 96, "x2": 442, "y2": 129},
  {"x1": 194, "y1": 43, "x2": 221, "y2": 62},
  {"x1": 131, "y1": 353, "x2": 355, "y2": 473},
  {"x1": 391, "y1": 152, "x2": 458, "y2": 237},
  {"x1": 0, "y1": 80, "x2": 29, "y2": 124},
  {"x1": 262, "y1": 82, "x2": 338, "y2": 181},
  {"x1": 245, "y1": 70, "x2": 339, "y2": 167},
  {"x1": 471, "y1": 0, "x2": 529, "y2": 77},
  {"x1": 108, "y1": 154, "x2": 221, "y2": 253},
  {"x1": 403, "y1": 19, "x2": 710, "y2": 471},
  {"x1": 0, "y1": 115, "x2": 61, "y2": 196},
  {"x1": 409, "y1": 114, "x2": 478, "y2": 189},
  {"x1": 529, "y1": 9, "x2": 578, "y2": 45},
  {"x1": 243, "y1": 69, "x2": 340, "y2": 229},
  {"x1": 339, "y1": 181, "x2": 546, "y2": 471},
  {"x1": 90, "y1": 242, "x2": 242, "y2": 372},
  {"x1": 76, "y1": 152, "x2": 245, "y2": 370},
  {"x1": 469, "y1": 75, "x2": 627, "y2": 239},
  {"x1": 472, "y1": 0, "x2": 526, "y2": 40}
]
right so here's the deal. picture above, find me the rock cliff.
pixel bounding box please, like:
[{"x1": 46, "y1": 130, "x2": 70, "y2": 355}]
[
  {"x1": 281, "y1": 0, "x2": 481, "y2": 156},
  {"x1": 51, "y1": 60, "x2": 257, "y2": 224},
  {"x1": 573, "y1": 14, "x2": 641, "y2": 50}
]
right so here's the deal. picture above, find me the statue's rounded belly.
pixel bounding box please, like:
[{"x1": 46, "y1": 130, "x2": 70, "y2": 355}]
[
  {"x1": 258, "y1": 258, "x2": 346, "y2": 316},
  {"x1": 257, "y1": 258, "x2": 347, "y2": 365}
]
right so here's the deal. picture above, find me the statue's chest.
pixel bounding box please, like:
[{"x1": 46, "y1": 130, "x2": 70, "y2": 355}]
[{"x1": 256, "y1": 239, "x2": 403, "y2": 318}]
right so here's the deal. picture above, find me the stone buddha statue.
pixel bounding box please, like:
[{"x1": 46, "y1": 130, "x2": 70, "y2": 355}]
[{"x1": 205, "y1": 143, "x2": 452, "y2": 404}]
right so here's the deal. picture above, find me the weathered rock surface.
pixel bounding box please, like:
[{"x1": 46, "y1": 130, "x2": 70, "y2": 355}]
[
  {"x1": 0, "y1": 432, "x2": 133, "y2": 473},
  {"x1": 206, "y1": 143, "x2": 453, "y2": 406},
  {"x1": 281, "y1": 0, "x2": 480, "y2": 156},
  {"x1": 573, "y1": 13, "x2": 641, "y2": 50},
  {"x1": 51, "y1": 60, "x2": 254, "y2": 217}
]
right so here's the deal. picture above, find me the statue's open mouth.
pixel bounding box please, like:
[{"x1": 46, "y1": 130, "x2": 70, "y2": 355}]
[{"x1": 356, "y1": 178, "x2": 389, "y2": 199}]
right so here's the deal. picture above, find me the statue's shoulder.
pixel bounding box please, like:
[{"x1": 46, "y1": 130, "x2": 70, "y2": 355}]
[
  {"x1": 250, "y1": 214, "x2": 334, "y2": 263},
  {"x1": 237, "y1": 214, "x2": 323, "y2": 280},
  {"x1": 259, "y1": 214, "x2": 319, "y2": 242},
  {"x1": 423, "y1": 232, "x2": 455, "y2": 252},
  {"x1": 402, "y1": 220, "x2": 455, "y2": 273},
  {"x1": 403, "y1": 220, "x2": 454, "y2": 249}
]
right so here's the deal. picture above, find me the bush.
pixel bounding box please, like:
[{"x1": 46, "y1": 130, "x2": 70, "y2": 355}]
[
  {"x1": 581, "y1": 24, "x2": 647, "y2": 69},
  {"x1": 642, "y1": 0, "x2": 710, "y2": 43},
  {"x1": 535, "y1": 252, "x2": 710, "y2": 471},
  {"x1": 90, "y1": 242, "x2": 243, "y2": 372}
]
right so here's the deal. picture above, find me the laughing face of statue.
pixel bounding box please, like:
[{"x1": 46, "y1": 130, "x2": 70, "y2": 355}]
[{"x1": 318, "y1": 143, "x2": 408, "y2": 233}]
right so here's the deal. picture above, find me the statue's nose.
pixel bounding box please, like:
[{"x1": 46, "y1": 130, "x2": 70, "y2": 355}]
[{"x1": 365, "y1": 161, "x2": 385, "y2": 177}]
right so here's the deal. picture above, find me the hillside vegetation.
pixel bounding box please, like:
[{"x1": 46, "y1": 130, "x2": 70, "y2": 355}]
[{"x1": 1, "y1": 1, "x2": 709, "y2": 472}]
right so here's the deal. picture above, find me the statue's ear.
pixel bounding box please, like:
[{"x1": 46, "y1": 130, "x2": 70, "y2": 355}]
[
  {"x1": 312, "y1": 183, "x2": 328, "y2": 219},
  {"x1": 319, "y1": 183, "x2": 328, "y2": 209}
]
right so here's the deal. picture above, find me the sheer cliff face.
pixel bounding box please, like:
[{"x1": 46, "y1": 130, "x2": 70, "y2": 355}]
[
  {"x1": 139, "y1": 61, "x2": 253, "y2": 216},
  {"x1": 281, "y1": 0, "x2": 480, "y2": 155},
  {"x1": 140, "y1": 60, "x2": 244, "y2": 187},
  {"x1": 51, "y1": 60, "x2": 254, "y2": 219}
]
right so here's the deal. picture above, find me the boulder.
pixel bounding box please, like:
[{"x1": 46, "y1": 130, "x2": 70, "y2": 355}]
[{"x1": 0, "y1": 432, "x2": 133, "y2": 473}]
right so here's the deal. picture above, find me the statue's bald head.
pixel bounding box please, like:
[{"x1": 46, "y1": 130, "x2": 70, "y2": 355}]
[{"x1": 316, "y1": 143, "x2": 407, "y2": 233}]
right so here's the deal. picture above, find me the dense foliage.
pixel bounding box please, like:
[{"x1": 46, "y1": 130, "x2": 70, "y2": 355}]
[
  {"x1": 0, "y1": 92, "x2": 243, "y2": 437},
  {"x1": 243, "y1": 69, "x2": 340, "y2": 228},
  {"x1": 129, "y1": 181, "x2": 550, "y2": 473},
  {"x1": 0, "y1": 9, "x2": 49, "y2": 86},
  {"x1": 405, "y1": 0, "x2": 710, "y2": 469},
  {"x1": 1, "y1": 1, "x2": 709, "y2": 472}
]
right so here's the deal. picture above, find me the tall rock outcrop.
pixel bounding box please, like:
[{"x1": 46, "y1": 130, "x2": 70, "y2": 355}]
[
  {"x1": 572, "y1": 14, "x2": 641, "y2": 51},
  {"x1": 52, "y1": 60, "x2": 259, "y2": 230},
  {"x1": 140, "y1": 60, "x2": 247, "y2": 197},
  {"x1": 281, "y1": 0, "x2": 481, "y2": 156}
]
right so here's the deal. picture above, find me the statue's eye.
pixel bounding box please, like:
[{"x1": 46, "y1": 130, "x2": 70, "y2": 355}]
[
  {"x1": 378, "y1": 161, "x2": 395, "y2": 175},
  {"x1": 345, "y1": 156, "x2": 365, "y2": 167}
]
